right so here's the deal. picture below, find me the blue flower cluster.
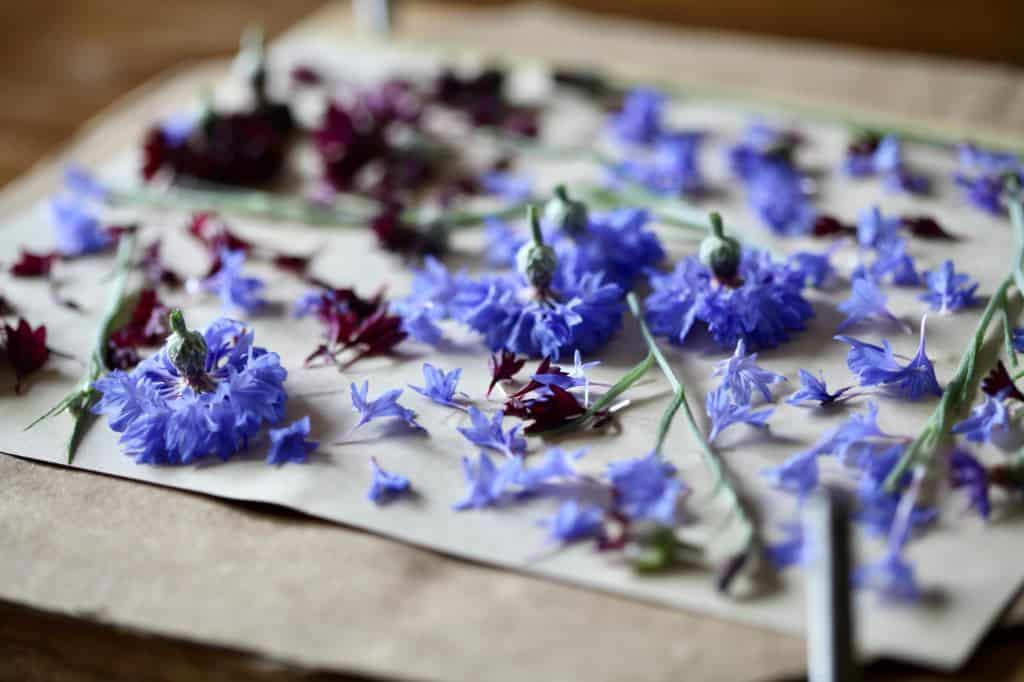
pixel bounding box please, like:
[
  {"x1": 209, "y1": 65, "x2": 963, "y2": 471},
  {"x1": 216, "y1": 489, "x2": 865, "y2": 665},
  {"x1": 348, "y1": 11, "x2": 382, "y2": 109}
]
[
  {"x1": 93, "y1": 318, "x2": 289, "y2": 465},
  {"x1": 607, "y1": 132, "x2": 705, "y2": 197},
  {"x1": 953, "y1": 143, "x2": 1022, "y2": 215},
  {"x1": 608, "y1": 88, "x2": 665, "y2": 145},
  {"x1": 705, "y1": 340, "x2": 780, "y2": 442},
  {"x1": 645, "y1": 249, "x2": 814, "y2": 351},
  {"x1": 836, "y1": 317, "x2": 942, "y2": 401}
]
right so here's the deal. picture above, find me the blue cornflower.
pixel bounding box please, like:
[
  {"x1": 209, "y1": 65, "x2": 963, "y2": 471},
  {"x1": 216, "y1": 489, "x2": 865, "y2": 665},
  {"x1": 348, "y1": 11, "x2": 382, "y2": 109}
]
[
  {"x1": 836, "y1": 318, "x2": 942, "y2": 401},
  {"x1": 645, "y1": 249, "x2": 814, "y2": 351},
  {"x1": 951, "y1": 394, "x2": 1009, "y2": 443},
  {"x1": 856, "y1": 238, "x2": 920, "y2": 287},
  {"x1": 854, "y1": 549, "x2": 919, "y2": 602},
  {"x1": 706, "y1": 385, "x2": 774, "y2": 442},
  {"x1": 481, "y1": 171, "x2": 533, "y2": 202},
  {"x1": 949, "y1": 448, "x2": 990, "y2": 519},
  {"x1": 538, "y1": 500, "x2": 605, "y2": 544},
  {"x1": 608, "y1": 131, "x2": 705, "y2": 196},
  {"x1": 457, "y1": 407, "x2": 526, "y2": 457},
  {"x1": 202, "y1": 249, "x2": 266, "y2": 315},
  {"x1": 367, "y1": 457, "x2": 412, "y2": 504},
  {"x1": 766, "y1": 522, "x2": 807, "y2": 569},
  {"x1": 786, "y1": 243, "x2": 841, "y2": 289},
  {"x1": 762, "y1": 449, "x2": 820, "y2": 497},
  {"x1": 837, "y1": 277, "x2": 903, "y2": 331},
  {"x1": 50, "y1": 195, "x2": 111, "y2": 257},
  {"x1": 856, "y1": 205, "x2": 900, "y2": 249},
  {"x1": 390, "y1": 256, "x2": 469, "y2": 345},
  {"x1": 483, "y1": 217, "x2": 523, "y2": 268},
  {"x1": 953, "y1": 143, "x2": 1021, "y2": 215},
  {"x1": 712, "y1": 339, "x2": 787, "y2": 404},
  {"x1": 93, "y1": 315, "x2": 288, "y2": 465},
  {"x1": 727, "y1": 122, "x2": 799, "y2": 181},
  {"x1": 452, "y1": 452, "x2": 509, "y2": 510},
  {"x1": 516, "y1": 447, "x2": 585, "y2": 492},
  {"x1": 786, "y1": 369, "x2": 854, "y2": 407},
  {"x1": 558, "y1": 208, "x2": 665, "y2": 289},
  {"x1": 609, "y1": 87, "x2": 665, "y2": 145},
  {"x1": 266, "y1": 416, "x2": 318, "y2": 465},
  {"x1": 349, "y1": 380, "x2": 423, "y2": 432},
  {"x1": 606, "y1": 451, "x2": 684, "y2": 525},
  {"x1": 454, "y1": 261, "x2": 625, "y2": 361},
  {"x1": 409, "y1": 363, "x2": 465, "y2": 408},
  {"x1": 746, "y1": 162, "x2": 816, "y2": 235},
  {"x1": 918, "y1": 260, "x2": 979, "y2": 313}
]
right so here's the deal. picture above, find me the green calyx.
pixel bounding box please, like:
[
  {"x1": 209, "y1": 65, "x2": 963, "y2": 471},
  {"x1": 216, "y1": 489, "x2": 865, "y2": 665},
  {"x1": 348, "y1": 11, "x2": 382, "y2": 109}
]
[
  {"x1": 543, "y1": 184, "x2": 589, "y2": 236},
  {"x1": 516, "y1": 204, "x2": 558, "y2": 290},
  {"x1": 166, "y1": 310, "x2": 209, "y2": 382},
  {"x1": 699, "y1": 212, "x2": 741, "y2": 281}
]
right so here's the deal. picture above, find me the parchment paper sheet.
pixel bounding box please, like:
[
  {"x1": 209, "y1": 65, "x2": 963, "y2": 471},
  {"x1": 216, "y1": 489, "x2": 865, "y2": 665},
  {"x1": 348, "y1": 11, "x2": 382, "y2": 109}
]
[{"x1": 3, "y1": 3, "x2": 1024, "y2": 681}]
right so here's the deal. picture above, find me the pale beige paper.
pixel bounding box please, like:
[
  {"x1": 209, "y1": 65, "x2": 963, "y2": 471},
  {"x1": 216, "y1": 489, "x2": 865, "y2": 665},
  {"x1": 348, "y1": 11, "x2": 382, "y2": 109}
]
[{"x1": 2, "y1": 3, "x2": 1024, "y2": 680}]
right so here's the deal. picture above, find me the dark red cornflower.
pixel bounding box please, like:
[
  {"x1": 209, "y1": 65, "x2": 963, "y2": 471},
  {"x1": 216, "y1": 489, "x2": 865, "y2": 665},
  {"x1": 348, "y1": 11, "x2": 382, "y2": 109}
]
[
  {"x1": 272, "y1": 253, "x2": 312, "y2": 275},
  {"x1": 901, "y1": 215, "x2": 956, "y2": 240},
  {"x1": 370, "y1": 205, "x2": 446, "y2": 257},
  {"x1": 508, "y1": 357, "x2": 567, "y2": 399},
  {"x1": 302, "y1": 286, "x2": 406, "y2": 369},
  {"x1": 188, "y1": 213, "x2": 252, "y2": 253},
  {"x1": 3, "y1": 318, "x2": 50, "y2": 393},
  {"x1": 812, "y1": 214, "x2": 856, "y2": 238},
  {"x1": 10, "y1": 249, "x2": 59, "y2": 277},
  {"x1": 106, "y1": 289, "x2": 170, "y2": 369},
  {"x1": 139, "y1": 241, "x2": 183, "y2": 288},
  {"x1": 432, "y1": 67, "x2": 539, "y2": 137},
  {"x1": 981, "y1": 360, "x2": 1024, "y2": 403},
  {"x1": 487, "y1": 350, "x2": 526, "y2": 396},
  {"x1": 505, "y1": 385, "x2": 586, "y2": 434},
  {"x1": 142, "y1": 111, "x2": 286, "y2": 187},
  {"x1": 291, "y1": 65, "x2": 322, "y2": 86},
  {"x1": 315, "y1": 102, "x2": 390, "y2": 192}
]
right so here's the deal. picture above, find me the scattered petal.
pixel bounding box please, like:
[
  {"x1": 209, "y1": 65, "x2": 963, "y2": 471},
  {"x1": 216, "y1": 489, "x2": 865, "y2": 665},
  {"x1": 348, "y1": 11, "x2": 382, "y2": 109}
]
[
  {"x1": 267, "y1": 416, "x2": 319, "y2": 465},
  {"x1": 367, "y1": 457, "x2": 412, "y2": 503}
]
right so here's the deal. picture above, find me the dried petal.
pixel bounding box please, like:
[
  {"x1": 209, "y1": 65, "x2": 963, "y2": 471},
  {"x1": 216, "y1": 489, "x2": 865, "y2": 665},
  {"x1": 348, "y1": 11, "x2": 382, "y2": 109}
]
[
  {"x1": 981, "y1": 360, "x2": 1024, "y2": 403},
  {"x1": 487, "y1": 350, "x2": 526, "y2": 396},
  {"x1": 3, "y1": 318, "x2": 50, "y2": 393},
  {"x1": 10, "y1": 250, "x2": 59, "y2": 277}
]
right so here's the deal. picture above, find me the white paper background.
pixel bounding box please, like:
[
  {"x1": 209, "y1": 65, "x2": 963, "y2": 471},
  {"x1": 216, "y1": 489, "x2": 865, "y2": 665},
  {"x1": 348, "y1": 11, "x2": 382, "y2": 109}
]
[{"x1": 1, "y1": 40, "x2": 1021, "y2": 669}]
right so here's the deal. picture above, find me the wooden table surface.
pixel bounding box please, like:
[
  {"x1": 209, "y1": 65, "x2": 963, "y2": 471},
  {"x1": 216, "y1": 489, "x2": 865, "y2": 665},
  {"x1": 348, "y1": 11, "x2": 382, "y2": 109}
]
[{"x1": 1, "y1": 2, "x2": 1023, "y2": 681}]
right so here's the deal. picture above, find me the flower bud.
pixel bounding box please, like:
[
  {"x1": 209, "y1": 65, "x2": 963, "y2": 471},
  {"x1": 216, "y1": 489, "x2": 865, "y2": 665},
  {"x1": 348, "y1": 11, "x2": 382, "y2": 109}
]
[
  {"x1": 543, "y1": 184, "x2": 589, "y2": 236},
  {"x1": 699, "y1": 212, "x2": 741, "y2": 281},
  {"x1": 516, "y1": 205, "x2": 557, "y2": 290},
  {"x1": 166, "y1": 309, "x2": 208, "y2": 380}
]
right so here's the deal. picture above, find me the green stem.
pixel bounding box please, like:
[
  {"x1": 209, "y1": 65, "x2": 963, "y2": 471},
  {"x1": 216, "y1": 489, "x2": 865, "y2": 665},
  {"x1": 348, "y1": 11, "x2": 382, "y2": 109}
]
[
  {"x1": 26, "y1": 233, "x2": 139, "y2": 463},
  {"x1": 626, "y1": 293, "x2": 761, "y2": 568}
]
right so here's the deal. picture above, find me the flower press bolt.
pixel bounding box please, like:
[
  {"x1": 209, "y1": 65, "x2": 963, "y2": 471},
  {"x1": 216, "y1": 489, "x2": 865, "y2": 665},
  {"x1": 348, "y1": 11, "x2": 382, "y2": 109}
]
[
  {"x1": 517, "y1": 204, "x2": 558, "y2": 291},
  {"x1": 543, "y1": 184, "x2": 589, "y2": 236},
  {"x1": 699, "y1": 212, "x2": 741, "y2": 281},
  {"x1": 166, "y1": 309, "x2": 208, "y2": 383}
]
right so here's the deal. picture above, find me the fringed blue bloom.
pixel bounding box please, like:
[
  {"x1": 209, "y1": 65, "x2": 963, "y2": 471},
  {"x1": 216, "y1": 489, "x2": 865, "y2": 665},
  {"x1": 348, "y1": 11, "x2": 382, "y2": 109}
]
[
  {"x1": 367, "y1": 457, "x2": 412, "y2": 504},
  {"x1": 837, "y1": 277, "x2": 902, "y2": 331},
  {"x1": 390, "y1": 256, "x2": 468, "y2": 344},
  {"x1": 645, "y1": 249, "x2": 814, "y2": 351},
  {"x1": 93, "y1": 317, "x2": 288, "y2": 465},
  {"x1": 767, "y1": 522, "x2": 807, "y2": 569},
  {"x1": 457, "y1": 407, "x2": 526, "y2": 457},
  {"x1": 539, "y1": 500, "x2": 606, "y2": 544},
  {"x1": 452, "y1": 452, "x2": 506, "y2": 510},
  {"x1": 609, "y1": 87, "x2": 665, "y2": 145},
  {"x1": 951, "y1": 394, "x2": 1009, "y2": 443},
  {"x1": 836, "y1": 318, "x2": 942, "y2": 401},
  {"x1": 953, "y1": 143, "x2": 1021, "y2": 215},
  {"x1": 409, "y1": 363, "x2": 464, "y2": 408},
  {"x1": 706, "y1": 385, "x2": 773, "y2": 442},
  {"x1": 746, "y1": 162, "x2": 816, "y2": 235},
  {"x1": 712, "y1": 339, "x2": 786, "y2": 404},
  {"x1": 608, "y1": 131, "x2": 705, "y2": 196},
  {"x1": 949, "y1": 448, "x2": 991, "y2": 519},
  {"x1": 606, "y1": 452, "x2": 684, "y2": 525},
  {"x1": 515, "y1": 447, "x2": 584, "y2": 492},
  {"x1": 481, "y1": 171, "x2": 533, "y2": 202},
  {"x1": 266, "y1": 416, "x2": 318, "y2": 465},
  {"x1": 856, "y1": 205, "x2": 900, "y2": 250},
  {"x1": 727, "y1": 122, "x2": 799, "y2": 181},
  {"x1": 918, "y1": 260, "x2": 979, "y2": 313},
  {"x1": 786, "y1": 369, "x2": 853, "y2": 407},
  {"x1": 855, "y1": 238, "x2": 920, "y2": 287},
  {"x1": 202, "y1": 249, "x2": 266, "y2": 315},
  {"x1": 454, "y1": 262, "x2": 625, "y2": 360},
  {"x1": 350, "y1": 380, "x2": 423, "y2": 432},
  {"x1": 763, "y1": 449, "x2": 820, "y2": 497},
  {"x1": 452, "y1": 448, "x2": 584, "y2": 511},
  {"x1": 50, "y1": 195, "x2": 111, "y2": 257},
  {"x1": 558, "y1": 208, "x2": 665, "y2": 289},
  {"x1": 787, "y1": 243, "x2": 840, "y2": 289}
]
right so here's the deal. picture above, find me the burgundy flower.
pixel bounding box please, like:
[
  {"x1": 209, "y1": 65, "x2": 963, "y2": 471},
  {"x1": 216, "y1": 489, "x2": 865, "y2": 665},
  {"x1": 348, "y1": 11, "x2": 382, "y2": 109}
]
[
  {"x1": 3, "y1": 318, "x2": 50, "y2": 393},
  {"x1": 106, "y1": 289, "x2": 169, "y2": 369},
  {"x1": 370, "y1": 205, "x2": 445, "y2": 257},
  {"x1": 142, "y1": 111, "x2": 286, "y2": 187},
  {"x1": 505, "y1": 385, "x2": 586, "y2": 434},
  {"x1": 508, "y1": 357, "x2": 568, "y2": 399},
  {"x1": 432, "y1": 67, "x2": 539, "y2": 137},
  {"x1": 10, "y1": 250, "x2": 59, "y2": 277},
  {"x1": 812, "y1": 214, "x2": 856, "y2": 238},
  {"x1": 981, "y1": 360, "x2": 1024, "y2": 403},
  {"x1": 139, "y1": 241, "x2": 183, "y2": 288},
  {"x1": 315, "y1": 102, "x2": 389, "y2": 192},
  {"x1": 487, "y1": 350, "x2": 526, "y2": 396},
  {"x1": 302, "y1": 286, "x2": 406, "y2": 369},
  {"x1": 901, "y1": 215, "x2": 956, "y2": 240}
]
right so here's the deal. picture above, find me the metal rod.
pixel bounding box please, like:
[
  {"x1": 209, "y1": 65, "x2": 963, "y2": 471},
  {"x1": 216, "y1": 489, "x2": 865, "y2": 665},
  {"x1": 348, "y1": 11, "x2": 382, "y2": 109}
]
[{"x1": 805, "y1": 488, "x2": 859, "y2": 682}]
